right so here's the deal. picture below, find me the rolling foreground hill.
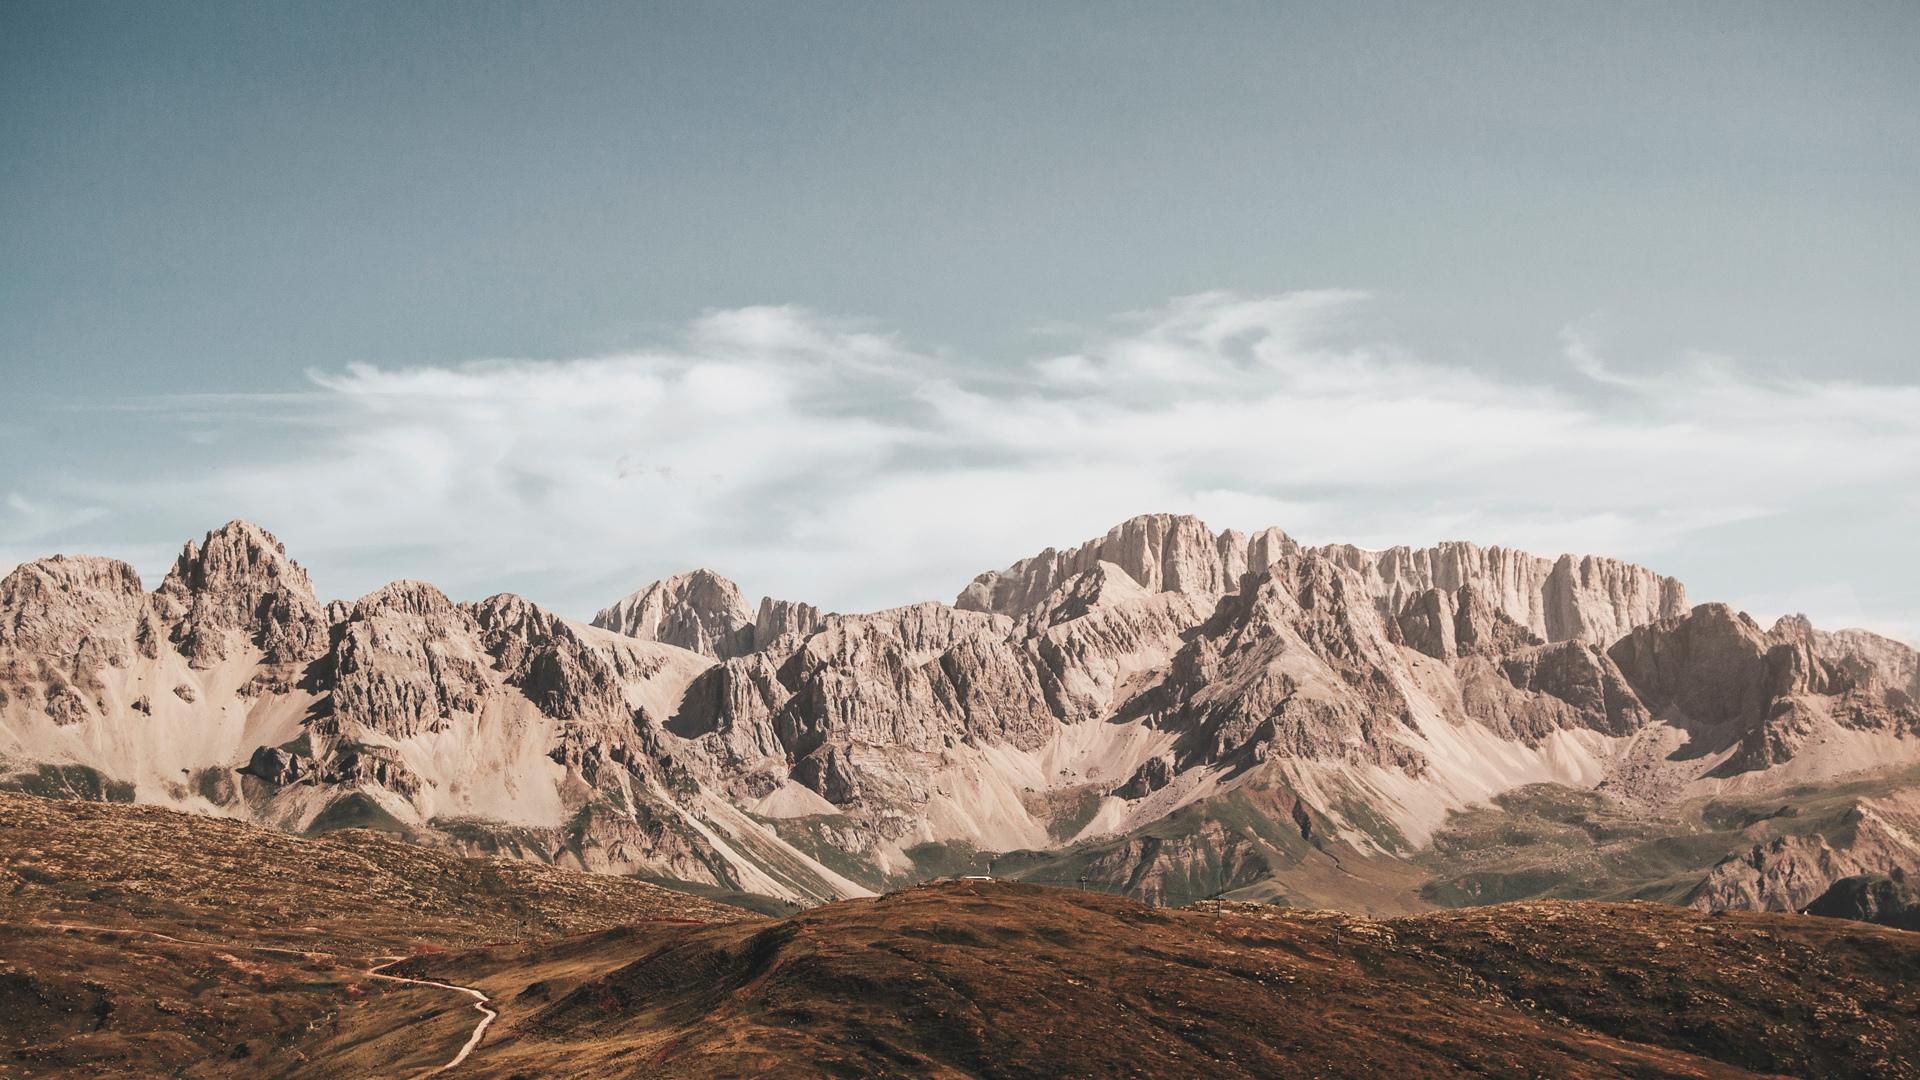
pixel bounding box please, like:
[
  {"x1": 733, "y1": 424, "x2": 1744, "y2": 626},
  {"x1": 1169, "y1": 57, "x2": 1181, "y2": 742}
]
[
  {"x1": 2, "y1": 513, "x2": 1917, "y2": 920},
  {"x1": 393, "y1": 880, "x2": 1920, "y2": 1079},
  {"x1": 0, "y1": 790, "x2": 746, "y2": 1077},
  {"x1": 5, "y1": 795, "x2": 1915, "y2": 1078}
]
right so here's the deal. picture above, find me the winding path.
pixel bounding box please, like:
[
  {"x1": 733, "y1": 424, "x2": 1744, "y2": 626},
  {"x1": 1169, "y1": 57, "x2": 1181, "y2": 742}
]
[
  {"x1": 33, "y1": 921, "x2": 496, "y2": 1075},
  {"x1": 365, "y1": 959, "x2": 499, "y2": 1074}
]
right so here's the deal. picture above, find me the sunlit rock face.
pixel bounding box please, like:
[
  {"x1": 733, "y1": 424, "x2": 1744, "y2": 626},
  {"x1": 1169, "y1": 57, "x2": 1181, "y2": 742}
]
[{"x1": 3, "y1": 513, "x2": 1916, "y2": 915}]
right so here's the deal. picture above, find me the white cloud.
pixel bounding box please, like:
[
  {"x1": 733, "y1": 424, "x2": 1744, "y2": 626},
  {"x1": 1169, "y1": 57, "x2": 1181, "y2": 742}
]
[{"x1": 35, "y1": 292, "x2": 1920, "y2": 643}]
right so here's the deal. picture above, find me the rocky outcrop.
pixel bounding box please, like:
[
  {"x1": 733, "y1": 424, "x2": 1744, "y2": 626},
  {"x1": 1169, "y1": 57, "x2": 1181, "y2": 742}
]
[
  {"x1": 1480, "y1": 642, "x2": 1648, "y2": 738},
  {"x1": 1803, "y1": 872, "x2": 1920, "y2": 930},
  {"x1": 1393, "y1": 584, "x2": 1542, "y2": 660},
  {"x1": 1132, "y1": 556, "x2": 1428, "y2": 774},
  {"x1": 753, "y1": 597, "x2": 826, "y2": 648},
  {"x1": 471, "y1": 592, "x2": 636, "y2": 727},
  {"x1": 957, "y1": 514, "x2": 1264, "y2": 617},
  {"x1": 771, "y1": 604, "x2": 1037, "y2": 763},
  {"x1": 1021, "y1": 563, "x2": 1209, "y2": 723},
  {"x1": 0, "y1": 556, "x2": 151, "y2": 663},
  {"x1": 1115, "y1": 754, "x2": 1174, "y2": 799},
  {"x1": 1687, "y1": 834, "x2": 1870, "y2": 914},
  {"x1": 0, "y1": 556, "x2": 158, "y2": 724},
  {"x1": 1767, "y1": 615, "x2": 1920, "y2": 732},
  {"x1": 1609, "y1": 604, "x2": 1920, "y2": 773},
  {"x1": 152, "y1": 521, "x2": 328, "y2": 668},
  {"x1": 1318, "y1": 541, "x2": 1685, "y2": 646},
  {"x1": 591, "y1": 569, "x2": 756, "y2": 658},
  {"x1": 1686, "y1": 789, "x2": 1920, "y2": 914},
  {"x1": 791, "y1": 743, "x2": 863, "y2": 805},
  {"x1": 239, "y1": 744, "x2": 318, "y2": 786},
  {"x1": 323, "y1": 581, "x2": 490, "y2": 739},
  {"x1": 1811, "y1": 624, "x2": 1920, "y2": 701},
  {"x1": 1072, "y1": 819, "x2": 1274, "y2": 906}
]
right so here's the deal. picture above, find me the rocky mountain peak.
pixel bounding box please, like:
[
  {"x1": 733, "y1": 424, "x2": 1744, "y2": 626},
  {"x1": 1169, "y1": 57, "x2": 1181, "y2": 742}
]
[
  {"x1": 591, "y1": 568, "x2": 756, "y2": 658},
  {"x1": 159, "y1": 519, "x2": 312, "y2": 598},
  {"x1": 1601, "y1": 602, "x2": 1920, "y2": 772},
  {"x1": 956, "y1": 512, "x2": 1252, "y2": 616},
  {"x1": 323, "y1": 580, "x2": 488, "y2": 742},
  {"x1": 0, "y1": 556, "x2": 163, "y2": 727},
  {"x1": 753, "y1": 596, "x2": 827, "y2": 648},
  {"x1": 1607, "y1": 603, "x2": 1774, "y2": 726},
  {"x1": 469, "y1": 592, "x2": 633, "y2": 727},
  {"x1": 1770, "y1": 614, "x2": 1919, "y2": 703},
  {"x1": 1025, "y1": 560, "x2": 1153, "y2": 628},
  {"x1": 0, "y1": 556, "x2": 147, "y2": 655},
  {"x1": 152, "y1": 520, "x2": 327, "y2": 668},
  {"x1": 351, "y1": 579, "x2": 455, "y2": 620},
  {"x1": 1318, "y1": 538, "x2": 1685, "y2": 645}
]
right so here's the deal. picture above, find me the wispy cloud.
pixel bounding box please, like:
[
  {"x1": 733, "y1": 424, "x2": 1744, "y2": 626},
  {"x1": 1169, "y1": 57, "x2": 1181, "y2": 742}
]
[{"x1": 25, "y1": 293, "x2": 1920, "y2": 644}]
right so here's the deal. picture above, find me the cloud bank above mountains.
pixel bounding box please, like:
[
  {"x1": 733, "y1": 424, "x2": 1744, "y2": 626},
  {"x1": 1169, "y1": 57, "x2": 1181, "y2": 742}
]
[{"x1": 5, "y1": 291, "x2": 1916, "y2": 644}]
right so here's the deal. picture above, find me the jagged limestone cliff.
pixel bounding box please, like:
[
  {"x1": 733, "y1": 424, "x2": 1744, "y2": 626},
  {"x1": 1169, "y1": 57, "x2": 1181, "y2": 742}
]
[{"x1": 3, "y1": 513, "x2": 1914, "y2": 915}]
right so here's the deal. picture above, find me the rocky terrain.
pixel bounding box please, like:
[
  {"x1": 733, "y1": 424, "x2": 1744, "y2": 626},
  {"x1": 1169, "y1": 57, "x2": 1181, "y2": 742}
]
[{"x1": 3, "y1": 513, "x2": 1917, "y2": 919}]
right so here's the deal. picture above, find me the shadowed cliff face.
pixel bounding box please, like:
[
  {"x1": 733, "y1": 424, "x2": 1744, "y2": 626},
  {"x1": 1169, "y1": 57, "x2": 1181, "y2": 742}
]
[
  {"x1": 1609, "y1": 604, "x2": 1920, "y2": 773},
  {"x1": 2, "y1": 513, "x2": 1917, "y2": 919},
  {"x1": 1804, "y1": 871, "x2": 1920, "y2": 930}
]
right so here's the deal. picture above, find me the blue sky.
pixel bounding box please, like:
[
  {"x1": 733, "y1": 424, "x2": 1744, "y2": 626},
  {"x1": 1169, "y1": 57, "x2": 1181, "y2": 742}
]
[{"x1": 2, "y1": 3, "x2": 1915, "y2": 641}]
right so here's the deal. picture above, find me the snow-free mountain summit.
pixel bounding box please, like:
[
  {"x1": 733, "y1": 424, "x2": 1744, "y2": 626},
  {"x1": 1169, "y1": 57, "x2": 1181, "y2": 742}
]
[{"x1": 3, "y1": 514, "x2": 1915, "y2": 918}]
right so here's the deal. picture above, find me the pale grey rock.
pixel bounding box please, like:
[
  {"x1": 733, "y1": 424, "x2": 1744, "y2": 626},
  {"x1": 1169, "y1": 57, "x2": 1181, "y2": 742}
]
[
  {"x1": 324, "y1": 580, "x2": 489, "y2": 739},
  {"x1": 153, "y1": 520, "x2": 328, "y2": 668},
  {"x1": 5, "y1": 513, "x2": 1917, "y2": 917},
  {"x1": 1393, "y1": 583, "x2": 1541, "y2": 660},
  {"x1": 591, "y1": 569, "x2": 756, "y2": 658},
  {"x1": 1318, "y1": 540, "x2": 1685, "y2": 646},
  {"x1": 1130, "y1": 555, "x2": 1430, "y2": 774},
  {"x1": 754, "y1": 596, "x2": 826, "y2": 648},
  {"x1": 957, "y1": 513, "x2": 1252, "y2": 617}
]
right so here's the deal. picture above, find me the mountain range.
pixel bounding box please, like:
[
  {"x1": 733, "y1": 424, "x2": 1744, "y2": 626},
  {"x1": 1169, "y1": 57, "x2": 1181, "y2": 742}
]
[{"x1": 3, "y1": 513, "x2": 1916, "y2": 922}]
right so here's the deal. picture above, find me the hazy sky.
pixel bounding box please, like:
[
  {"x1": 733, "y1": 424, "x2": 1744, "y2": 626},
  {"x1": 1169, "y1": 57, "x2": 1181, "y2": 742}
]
[{"x1": 2, "y1": 3, "x2": 1915, "y2": 642}]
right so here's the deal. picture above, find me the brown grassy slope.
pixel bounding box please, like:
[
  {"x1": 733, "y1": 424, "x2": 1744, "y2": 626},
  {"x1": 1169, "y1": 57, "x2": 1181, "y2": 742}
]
[
  {"x1": 1, "y1": 925, "x2": 476, "y2": 1080},
  {"x1": 0, "y1": 791, "x2": 750, "y2": 1078},
  {"x1": 0, "y1": 791, "x2": 745, "y2": 951},
  {"x1": 401, "y1": 880, "x2": 1920, "y2": 1080}
]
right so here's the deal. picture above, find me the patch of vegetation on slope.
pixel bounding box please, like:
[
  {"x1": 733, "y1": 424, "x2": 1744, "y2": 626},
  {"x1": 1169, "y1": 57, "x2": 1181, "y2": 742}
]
[
  {"x1": 756, "y1": 811, "x2": 891, "y2": 892},
  {"x1": 1417, "y1": 769, "x2": 1920, "y2": 907},
  {"x1": 992, "y1": 782, "x2": 1425, "y2": 912},
  {"x1": 0, "y1": 762, "x2": 136, "y2": 803},
  {"x1": 402, "y1": 880, "x2": 1920, "y2": 1079},
  {"x1": 0, "y1": 790, "x2": 752, "y2": 1077}
]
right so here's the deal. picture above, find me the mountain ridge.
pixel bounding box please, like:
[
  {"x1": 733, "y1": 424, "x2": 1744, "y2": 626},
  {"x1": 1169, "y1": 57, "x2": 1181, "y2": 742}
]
[{"x1": 2, "y1": 513, "x2": 1914, "y2": 921}]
